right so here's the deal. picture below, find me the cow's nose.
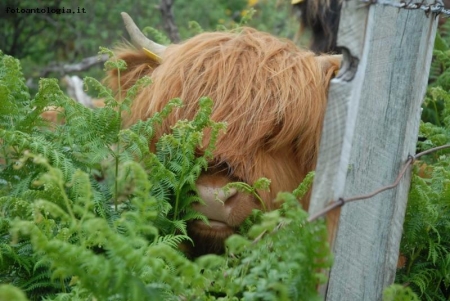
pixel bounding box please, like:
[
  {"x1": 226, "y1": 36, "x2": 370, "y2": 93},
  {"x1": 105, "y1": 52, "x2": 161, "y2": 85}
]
[{"x1": 193, "y1": 184, "x2": 238, "y2": 223}]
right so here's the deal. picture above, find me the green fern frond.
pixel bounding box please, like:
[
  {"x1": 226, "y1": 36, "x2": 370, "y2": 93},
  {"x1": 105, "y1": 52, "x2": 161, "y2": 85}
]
[
  {"x1": 222, "y1": 179, "x2": 269, "y2": 212},
  {"x1": 293, "y1": 171, "x2": 314, "y2": 199},
  {"x1": 383, "y1": 284, "x2": 420, "y2": 301},
  {"x1": 181, "y1": 208, "x2": 208, "y2": 224},
  {"x1": 152, "y1": 234, "x2": 191, "y2": 249},
  {"x1": 142, "y1": 27, "x2": 171, "y2": 45},
  {"x1": 188, "y1": 21, "x2": 204, "y2": 35}
]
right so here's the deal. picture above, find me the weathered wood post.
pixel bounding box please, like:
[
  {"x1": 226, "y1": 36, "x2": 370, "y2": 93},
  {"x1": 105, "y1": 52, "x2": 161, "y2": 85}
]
[{"x1": 309, "y1": 0, "x2": 438, "y2": 299}]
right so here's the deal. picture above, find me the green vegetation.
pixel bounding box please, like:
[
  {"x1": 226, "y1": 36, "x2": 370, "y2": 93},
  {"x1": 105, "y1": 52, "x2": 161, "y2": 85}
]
[
  {"x1": 0, "y1": 49, "x2": 331, "y2": 300},
  {"x1": 1, "y1": 2, "x2": 449, "y2": 300},
  {"x1": 392, "y1": 31, "x2": 450, "y2": 301},
  {"x1": 0, "y1": 0, "x2": 298, "y2": 91}
]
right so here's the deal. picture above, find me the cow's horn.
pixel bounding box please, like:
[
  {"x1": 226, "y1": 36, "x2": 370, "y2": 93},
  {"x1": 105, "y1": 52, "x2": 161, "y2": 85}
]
[{"x1": 121, "y1": 12, "x2": 166, "y2": 58}]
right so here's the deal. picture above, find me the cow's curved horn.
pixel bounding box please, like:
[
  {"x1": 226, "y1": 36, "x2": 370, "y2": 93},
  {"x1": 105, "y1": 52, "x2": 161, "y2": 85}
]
[{"x1": 121, "y1": 12, "x2": 167, "y2": 57}]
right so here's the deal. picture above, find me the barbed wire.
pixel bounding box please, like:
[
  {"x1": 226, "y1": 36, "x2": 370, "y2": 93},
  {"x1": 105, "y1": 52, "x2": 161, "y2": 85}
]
[
  {"x1": 360, "y1": 0, "x2": 450, "y2": 18},
  {"x1": 308, "y1": 144, "x2": 450, "y2": 222}
]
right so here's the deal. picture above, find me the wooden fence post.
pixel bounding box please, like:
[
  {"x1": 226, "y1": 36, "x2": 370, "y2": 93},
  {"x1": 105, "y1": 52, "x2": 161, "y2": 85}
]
[{"x1": 309, "y1": 0, "x2": 438, "y2": 299}]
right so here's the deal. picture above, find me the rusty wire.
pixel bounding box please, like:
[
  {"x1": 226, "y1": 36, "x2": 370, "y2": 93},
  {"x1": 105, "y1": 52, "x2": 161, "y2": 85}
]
[
  {"x1": 308, "y1": 144, "x2": 450, "y2": 222},
  {"x1": 305, "y1": 0, "x2": 450, "y2": 222},
  {"x1": 360, "y1": 0, "x2": 450, "y2": 18}
]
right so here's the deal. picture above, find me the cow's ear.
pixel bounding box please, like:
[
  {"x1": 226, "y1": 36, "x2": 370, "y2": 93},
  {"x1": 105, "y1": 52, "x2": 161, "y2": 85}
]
[
  {"x1": 106, "y1": 47, "x2": 161, "y2": 95},
  {"x1": 106, "y1": 12, "x2": 168, "y2": 95},
  {"x1": 316, "y1": 54, "x2": 342, "y2": 81}
]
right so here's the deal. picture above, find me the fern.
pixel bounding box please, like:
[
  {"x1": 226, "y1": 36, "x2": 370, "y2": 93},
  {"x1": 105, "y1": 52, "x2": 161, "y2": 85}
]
[
  {"x1": 0, "y1": 49, "x2": 331, "y2": 300},
  {"x1": 142, "y1": 27, "x2": 171, "y2": 45},
  {"x1": 395, "y1": 55, "x2": 450, "y2": 299},
  {"x1": 188, "y1": 21, "x2": 204, "y2": 35},
  {"x1": 383, "y1": 284, "x2": 420, "y2": 301},
  {"x1": 195, "y1": 193, "x2": 331, "y2": 301}
]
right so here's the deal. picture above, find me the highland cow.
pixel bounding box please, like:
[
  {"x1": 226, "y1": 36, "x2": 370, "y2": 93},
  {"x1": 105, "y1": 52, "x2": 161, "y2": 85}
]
[{"x1": 109, "y1": 13, "x2": 341, "y2": 257}]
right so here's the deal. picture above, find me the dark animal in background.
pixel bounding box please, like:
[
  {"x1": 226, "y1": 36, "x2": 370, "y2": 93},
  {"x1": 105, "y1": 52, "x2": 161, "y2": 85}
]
[
  {"x1": 292, "y1": 0, "x2": 342, "y2": 53},
  {"x1": 292, "y1": 0, "x2": 450, "y2": 54},
  {"x1": 110, "y1": 13, "x2": 341, "y2": 257}
]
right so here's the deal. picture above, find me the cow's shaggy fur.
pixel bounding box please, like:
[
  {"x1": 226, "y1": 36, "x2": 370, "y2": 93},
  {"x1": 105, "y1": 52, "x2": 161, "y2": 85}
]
[{"x1": 108, "y1": 27, "x2": 340, "y2": 256}]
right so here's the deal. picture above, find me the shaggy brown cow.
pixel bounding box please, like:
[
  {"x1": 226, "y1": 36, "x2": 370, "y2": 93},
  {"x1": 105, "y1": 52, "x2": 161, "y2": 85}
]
[{"x1": 109, "y1": 13, "x2": 341, "y2": 257}]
